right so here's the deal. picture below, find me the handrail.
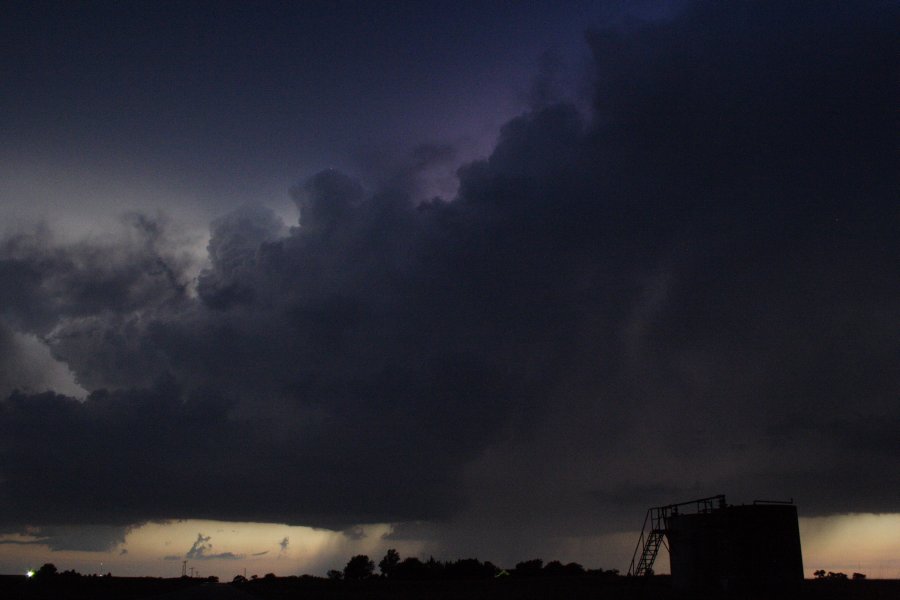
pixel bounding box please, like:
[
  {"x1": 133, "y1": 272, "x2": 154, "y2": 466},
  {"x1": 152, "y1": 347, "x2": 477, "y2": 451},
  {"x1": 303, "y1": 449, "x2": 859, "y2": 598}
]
[
  {"x1": 626, "y1": 495, "x2": 727, "y2": 576},
  {"x1": 627, "y1": 509, "x2": 652, "y2": 576}
]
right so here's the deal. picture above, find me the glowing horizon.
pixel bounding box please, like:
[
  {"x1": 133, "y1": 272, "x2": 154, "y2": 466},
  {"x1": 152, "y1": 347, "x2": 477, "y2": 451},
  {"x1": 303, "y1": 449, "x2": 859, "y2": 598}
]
[{"x1": 1, "y1": 513, "x2": 898, "y2": 581}]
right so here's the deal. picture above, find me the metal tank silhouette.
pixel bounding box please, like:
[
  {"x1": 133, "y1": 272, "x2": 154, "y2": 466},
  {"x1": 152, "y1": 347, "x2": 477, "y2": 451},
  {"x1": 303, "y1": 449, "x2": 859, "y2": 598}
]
[{"x1": 629, "y1": 495, "x2": 803, "y2": 592}]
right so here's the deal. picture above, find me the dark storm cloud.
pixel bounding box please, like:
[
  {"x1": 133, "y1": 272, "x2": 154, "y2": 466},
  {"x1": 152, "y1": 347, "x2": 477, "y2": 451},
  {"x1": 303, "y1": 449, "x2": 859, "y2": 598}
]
[
  {"x1": 0, "y1": 323, "x2": 43, "y2": 397},
  {"x1": 0, "y1": 216, "x2": 193, "y2": 393},
  {"x1": 185, "y1": 533, "x2": 243, "y2": 561},
  {"x1": 0, "y1": 0, "x2": 897, "y2": 551},
  {"x1": 33, "y1": 525, "x2": 132, "y2": 552},
  {"x1": 0, "y1": 525, "x2": 130, "y2": 552},
  {"x1": 163, "y1": 533, "x2": 243, "y2": 561},
  {"x1": 342, "y1": 526, "x2": 367, "y2": 541},
  {"x1": 0, "y1": 217, "x2": 190, "y2": 333}
]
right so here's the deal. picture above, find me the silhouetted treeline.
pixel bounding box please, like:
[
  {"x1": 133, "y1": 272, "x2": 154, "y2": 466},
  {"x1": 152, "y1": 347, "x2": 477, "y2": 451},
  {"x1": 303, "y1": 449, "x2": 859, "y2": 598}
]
[
  {"x1": 28, "y1": 563, "x2": 115, "y2": 580},
  {"x1": 3, "y1": 567, "x2": 216, "y2": 600},
  {"x1": 325, "y1": 550, "x2": 620, "y2": 582},
  {"x1": 5, "y1": 559, "x2": 891, "y2": 600},
  {"x1": 26, "y1": 562, "x2": 219, "y2": 583}
]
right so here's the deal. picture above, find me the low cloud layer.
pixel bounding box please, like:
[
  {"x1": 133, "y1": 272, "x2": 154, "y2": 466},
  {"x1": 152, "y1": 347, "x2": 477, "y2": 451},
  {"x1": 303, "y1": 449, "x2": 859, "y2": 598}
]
[{"x1": 0, "y1": 1, "x2": 896, "y2": 555}]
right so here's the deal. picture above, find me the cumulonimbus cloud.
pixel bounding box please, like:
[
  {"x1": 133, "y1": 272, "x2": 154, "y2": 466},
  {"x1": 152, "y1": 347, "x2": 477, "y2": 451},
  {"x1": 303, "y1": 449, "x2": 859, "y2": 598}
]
[{"x1": 0, "y1": 1, "x2": 896, "y2": 552}]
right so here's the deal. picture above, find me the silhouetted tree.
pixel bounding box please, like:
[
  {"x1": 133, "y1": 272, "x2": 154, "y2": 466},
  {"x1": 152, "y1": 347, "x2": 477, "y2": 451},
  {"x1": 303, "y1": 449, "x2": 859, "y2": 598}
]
[
  {"x1": 263, "y1": 572, "x2": 276, "y2": 579},
  {"x1": 35, "y1": 563, "x2": 58, "y2": 579},
  {"x1": 852, "y1": 572, "x2": 866, "y2": 580},
  {"x1": 445, "y1": 558, "x2": 497, "y2": 579},
  {"x1": 326, "y1": 569, "x2": 343, "y2": 581},
  {"x1": 543, "y1": 560, "x2": 566, "y2": 576},
  {"x1": 232, "y1": 575, "x2": 247, "y2": 583},
  {"x1": 379, "y1": 548, "x2": 400, "y2": 577},
  {"x1": 564, "y1": 562, "x2": 585, "y2": 576},
  {"x1": 814, "y1": 570, "x2": 826, "y2": 579},
  {"x1": 392, "y1": 556, "x2": 447, "y2": 580},
  {"x1": 513, "y1": 558, "x2": 543, "y2": 577},
  {"x1": 343, "y1": 554, "x2": 375, "y2": 580},
  {"x1": 588, "y1": 567, "x2": 620, "y2": 579},
  {"x1": 393, "y1": 557, "x2": 426, "y2": 580},
  {"x1": 425, "y1": 556, "x2": 445, "y2": 579}
]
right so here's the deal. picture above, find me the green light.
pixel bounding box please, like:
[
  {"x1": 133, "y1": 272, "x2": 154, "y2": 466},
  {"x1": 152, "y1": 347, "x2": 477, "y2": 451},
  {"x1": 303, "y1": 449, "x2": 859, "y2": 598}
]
[{"x1": 26, "y1": 570, "x2": 35, "y2": 578}]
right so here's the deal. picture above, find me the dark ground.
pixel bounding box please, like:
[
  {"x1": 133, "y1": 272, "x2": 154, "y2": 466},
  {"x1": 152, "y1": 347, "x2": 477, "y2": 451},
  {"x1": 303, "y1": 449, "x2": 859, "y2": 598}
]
[{"x1": 2, "y1": 575, "x2": 898, "y2": 600}]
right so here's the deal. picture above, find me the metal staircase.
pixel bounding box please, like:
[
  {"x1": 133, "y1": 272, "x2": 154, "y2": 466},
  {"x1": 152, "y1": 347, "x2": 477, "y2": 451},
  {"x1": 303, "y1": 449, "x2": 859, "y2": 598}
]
[{"x1": 627, "y1": 495, "x2": 725, "y2": 576}]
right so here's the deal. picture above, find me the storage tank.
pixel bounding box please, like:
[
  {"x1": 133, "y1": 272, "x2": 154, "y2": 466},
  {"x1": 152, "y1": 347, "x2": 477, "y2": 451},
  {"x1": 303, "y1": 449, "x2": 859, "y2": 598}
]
[{"x1": 666, "y1": 501, "x2": 803, "y2": 592}]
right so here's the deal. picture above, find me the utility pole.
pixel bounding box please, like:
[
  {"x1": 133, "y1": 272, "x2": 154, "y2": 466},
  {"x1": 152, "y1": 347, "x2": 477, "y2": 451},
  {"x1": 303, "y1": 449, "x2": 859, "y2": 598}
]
[{"x1": 182, "y1": 561, "x2": 187, "y2": 577}]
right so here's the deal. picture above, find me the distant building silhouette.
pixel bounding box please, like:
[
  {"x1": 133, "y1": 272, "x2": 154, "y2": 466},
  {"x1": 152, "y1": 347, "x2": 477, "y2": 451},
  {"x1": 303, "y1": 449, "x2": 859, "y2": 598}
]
[{"x1": 629, "y1": 495, "x2": 803, "y2": 593}]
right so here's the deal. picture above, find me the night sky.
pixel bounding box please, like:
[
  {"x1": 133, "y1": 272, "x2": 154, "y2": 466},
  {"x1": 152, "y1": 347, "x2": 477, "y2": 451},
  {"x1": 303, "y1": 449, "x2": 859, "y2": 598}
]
[{"x1": 1, "y1": 0, "x2": 898, "y2": 578}]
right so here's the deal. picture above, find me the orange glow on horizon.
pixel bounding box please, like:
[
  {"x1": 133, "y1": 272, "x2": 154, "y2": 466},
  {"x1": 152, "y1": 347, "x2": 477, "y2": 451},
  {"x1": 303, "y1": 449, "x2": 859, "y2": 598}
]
[{"x1": 1, "y1": 514, "x2": 898, "y2": 580}]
